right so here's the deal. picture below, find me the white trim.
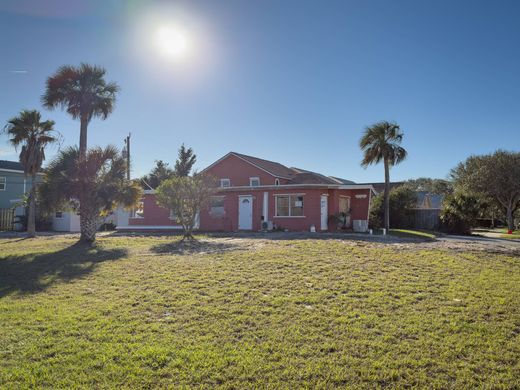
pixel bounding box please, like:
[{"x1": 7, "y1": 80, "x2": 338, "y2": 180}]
[
  {"x1": 249, "y1": 177, "x2": 260, "y2": 187},
  {"x1": 140, "y1": 184, "x2": 376, "y2": 194},
  {"x1": 367, "y1": 190, "x2": 372, "y2": 222},
  {"x1": 262, "y1": 192, "x2": 268, "y2": 219},
  {"x1": 220, "y1": 178, "x2": 231, "y2": 188},
  {"x1": 0, "y1": 168, "x2": 44, "y2": 175},
  {"x1": 0, "y1": 176, "x2": 5, "y2": 191},
  {"x1": 116, "y1": 225, "x2": 184, "y2": 230},
  {"x1": 200, "y1": 152, "x2": 292, "y2": 180},
  {"x1": 54, "y1": 211, "x2": 64, "y2": 219},
  {"x1": 274, "y1": 178, "x2": 280, "y2": 186},
  {"x1": 143, "y1": 189, "x2": 155, "y2": 194}
]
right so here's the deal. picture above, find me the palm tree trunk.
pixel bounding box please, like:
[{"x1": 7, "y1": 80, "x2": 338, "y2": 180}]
[
  {"x1": 27, "y1": 174, "x2": 37, "y2": 238},
  {"x1": 80, "y1": 206, "x2": 97, "y2": 244},
  {"x1": 79, "y1": 115, "x2": 88, "y2": 159},
  {"x1": 384, "y1": 157, "x2": 390, "y2": 231}
]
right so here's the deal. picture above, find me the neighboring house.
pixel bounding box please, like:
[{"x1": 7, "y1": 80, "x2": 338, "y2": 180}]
[
  {"x1": 117, "y1": 152, "x2": 376, "y2": 232},
  {"x1": 0, "y1": 160, "x2": 41, "y2": 210}
]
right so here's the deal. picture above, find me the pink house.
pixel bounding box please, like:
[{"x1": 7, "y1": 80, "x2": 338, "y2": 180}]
[{"x1": 118, "y1": 152, "x2": 376, "y2": 232}]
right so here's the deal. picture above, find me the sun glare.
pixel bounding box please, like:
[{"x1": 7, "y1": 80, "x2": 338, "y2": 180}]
[{"x1": 154, "y1": 26, "x2": 190, "y2": 60}]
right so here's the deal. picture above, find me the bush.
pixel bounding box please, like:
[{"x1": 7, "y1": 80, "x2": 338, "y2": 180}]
[
  {"x1": 440, "y1": 193, "x2": 481, "y2": 235},
  {"x1": 369, "y1": 186, "x2": 416, "y2": 229}
]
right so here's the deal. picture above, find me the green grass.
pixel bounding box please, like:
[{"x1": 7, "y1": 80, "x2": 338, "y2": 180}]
[
  {"x1": 499, "y1": 229, "x2": 520, "y2": 239},
  {"x1": 1, "y1": 235, "x2": 519, "y2": 388},
  {"x1": 389, "y1": 229, "x2": 437, "y2": 240}
]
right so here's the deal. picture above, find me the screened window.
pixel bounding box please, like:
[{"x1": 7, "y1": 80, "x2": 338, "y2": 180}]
[
  {"x1": 339, "y1": 196, "x2": 350, "y2": 214},
  {"x1": 275, "y1": 195, "x2": 304, "y2": 217},
  {"x1": 210, "y1": 196, "x2": 225, "y2": 216},
  {"x1": 220, "y1": 178, "x2": 231, "y2": 188},
  {"x1": 249, "y1": 177, "x2": 260, "y2": 187},
  {"x1": 131, "y1": 201, "x2": 144, "y2": 218},
  {"x1": 0, "y1": 177, "x2": 5, "y2": 191}
]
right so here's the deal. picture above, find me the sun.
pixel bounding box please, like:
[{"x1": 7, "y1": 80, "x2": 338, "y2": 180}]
[{"x1": 154, "y1": 26, "x2": 190, "y2": 60}]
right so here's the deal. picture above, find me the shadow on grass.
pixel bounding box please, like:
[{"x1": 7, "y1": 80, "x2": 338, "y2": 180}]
[
  {"x1": 0, "y1": 242, "x2": 127, "y2": 298},
  {"x1": 150, "y1": 238, "x2": 241, "y2": 255}
]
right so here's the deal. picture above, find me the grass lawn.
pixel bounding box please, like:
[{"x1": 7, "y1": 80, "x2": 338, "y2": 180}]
[
  {"x1": 1, "y1": 235, "x2": 519, "y2": 388},
  {"x1": 499, "y1": 229, "x2": 520, "y2": 240}
]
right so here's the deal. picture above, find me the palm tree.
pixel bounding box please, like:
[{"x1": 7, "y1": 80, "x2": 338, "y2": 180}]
[
  {"x1": 360, "y1": 121, "x2": 407, "y2": 231},
  {"x1": 42, "y1": 63, "x2": 120, "y2": 159},
  {"x1": 4, "y1": 110, "x2": 58, "y2": 237},
  {"x1": 39, "y1": 146, "x2": 143, "y2": 243},
  {"x1": 42, "y1": 63, "x2": 120, "y2": 242}
]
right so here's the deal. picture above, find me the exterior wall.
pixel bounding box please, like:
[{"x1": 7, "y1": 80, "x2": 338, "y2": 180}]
[
  {"x1": 128, "y1": 193, "x2": 182, "y2": 227},
  {"x1": 204, "y1": 154, "x2": 290, "y2": 187},
  {"x1": 52, "y1": 212, "x2": 72, "y2": 232},
  {"x1": 128, "y1": 187, "x2": 372, "y2": 232},
  {"x1": 0, "y1": 170, "x2": 40, "y2": 209}
]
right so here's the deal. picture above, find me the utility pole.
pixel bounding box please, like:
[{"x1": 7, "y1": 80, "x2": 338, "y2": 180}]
[{"x1": 124, "y1": 133, "x2": 131, "y2": 180}]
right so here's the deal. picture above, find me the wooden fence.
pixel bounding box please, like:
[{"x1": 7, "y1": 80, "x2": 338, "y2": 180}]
[
  {"x1": 0, "y1": 208, "x2": 14, "y2": 231},
  {"x1": 413, "y1": 209, "x2": 441, "y2": 230}
]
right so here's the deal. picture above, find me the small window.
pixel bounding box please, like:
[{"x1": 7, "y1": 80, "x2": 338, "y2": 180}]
[
  {"x1": 169, "y1": 209, "x2": 177, "y2": 221},
  {"x1": 55, "y1": 211, "x2": 63, "y2": 219},
  {"x1": 0, "y1": 177, "x2": 5, "y2": 191},
  {"x1": 275, "y1": 195, "x2": 304, "y2": 217},
  {"x1": 220, "y1": 178, "x2": 231, "y2": 188},
  {"x1": 250, "y1": 177, "x2": 260, "y2": 187},
  {"x1": 210, "y1": 196, "x2": 225, "y2": 216},
  {"x1": 131, "y1": 201, "x2": 144, "y2": 218},
  {"x1": 275, "y1": 178, "x2": 280, "y2": 186}
]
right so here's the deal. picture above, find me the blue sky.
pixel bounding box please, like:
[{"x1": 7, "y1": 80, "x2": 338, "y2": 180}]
[{"x1": 1, "y1": 0, "x2": 519, "y2": 182}]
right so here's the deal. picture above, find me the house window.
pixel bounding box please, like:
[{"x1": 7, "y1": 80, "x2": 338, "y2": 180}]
[
  {"x1": 55, "y1": 211, "x2": 63, "y2": 219},
  {"x1": 0, "y1": 177, "x2": 5, "y2": 191},
  {"x1": 131, "y1": 201, "x2": 144, "y2": 218},
  {"x1": 339, "y1": 196, "x2": 350, "y2": 214},
  {"x1": 275, "y1": 195, "x2": 304, "y2": 217},
  {"x1": 169, "y1": 209, "x2": 177, "y2": 221},
  {"x1": 220, "y1": 178, "x2": 231, "y2": 188},
  {"x1": 275, "y1": 178, "x2": 280, "y2": 186},
  {"x1": 210, "y1": 196, "x2": 225, "y2": 216},
  {"x1": 249, "y1": 177, "x2": 260, "y2": 187}
]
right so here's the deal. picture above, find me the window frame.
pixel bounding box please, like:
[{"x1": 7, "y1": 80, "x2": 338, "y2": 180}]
[
  {"x1": 130, "y1": 200, "x2": 145, "y2": 219},
  {"x1": 55, "y1": 211, "x2": 64, "y2": 219},
  {"x1": 249, "y1": 177, "x2": 260, "y2": 187},
  {"x1": 209, "y1": 196, "x2": 226, "y2": 216},
  {"x1": 0, "y1": 177, "x2": 6, "y2": 191},
  {"x1": 220, "y1": 178, "x2": 231, "y2": 188},
  {"x1": 274, "y1": 194, "x2": 305, "y2": 218},
  {"x1": 274, "y1": 178, "x2": 280, "y2": 186}
]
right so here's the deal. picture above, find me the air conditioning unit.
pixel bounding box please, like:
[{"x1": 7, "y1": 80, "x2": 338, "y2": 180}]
[
  {"x1": 261, "y1": 221, "x2": 274, "y2": 231},
  {"x1": 353, "y1": 220, "x2": 368, "y2": 233}
]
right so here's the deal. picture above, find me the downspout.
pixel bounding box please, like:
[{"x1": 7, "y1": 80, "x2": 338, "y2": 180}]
[{"x1": 367, "y1": 188, "x2": 372, "y2": 228}]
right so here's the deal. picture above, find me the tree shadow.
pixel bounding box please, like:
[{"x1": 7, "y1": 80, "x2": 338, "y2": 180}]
[
  {"x1": 0, "y1": 242, "x2": 128, "y2": 298},
  {"x1": 150, "y1": 238, "x2": 241, "y2": 255}
]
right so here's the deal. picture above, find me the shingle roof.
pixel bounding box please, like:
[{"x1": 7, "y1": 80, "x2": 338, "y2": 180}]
[
  {"x1": 0, "y1": 160, "x2": 24, "y2": 171},
  {"x1": 232, "y1": 152, "x2": 297, "y2": 179},
  {"x1": 289, "y1": 168, "x2": 341, "y2": 185}
]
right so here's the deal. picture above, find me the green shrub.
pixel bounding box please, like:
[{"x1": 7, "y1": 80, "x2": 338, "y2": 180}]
[
  {"x1": 369, "y1": 186, "x2": 416, "y2": 229},
  {"x1": 440, "y1": 193, "x2": 481, "y2": 234}
]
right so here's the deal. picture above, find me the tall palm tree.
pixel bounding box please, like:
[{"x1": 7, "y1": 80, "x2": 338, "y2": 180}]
[
  {"x1": 39, "y1": 146, "x2": 143, "y2": 243},
  {"x1": 360, "y1": 121, "x2": 407, "y2": 231},
  {"x1": 42, "y1": 63, "x2": 120, "y2": 242},
  {"x1": 4, "y1": 110, "x2": 58, "y2": 237},
  {"x1": 42, "y1": 63, "x2": 120, "y2": 159}
]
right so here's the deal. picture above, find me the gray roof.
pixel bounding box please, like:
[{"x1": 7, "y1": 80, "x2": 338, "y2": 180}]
[
  {"x1": 0, "y1": 160, "x2": 24, "y2": 171},
  {"x1": 232, "y1": 152, "x2": 297, "y2": 179},
  {"x1": 416, "y1": 192, "x2": 443, "y2": 209}
]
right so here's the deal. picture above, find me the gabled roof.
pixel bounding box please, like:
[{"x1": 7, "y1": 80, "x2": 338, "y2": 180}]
[
  {"x1": 0, "y1": 160, "x2": 24, "y2": 172},
  {"x1": 202, "y1": 152, "x2": 358, "y2": 186},
  {"x1": 232, "y1": 152, "x2": 296, "y2": 179}
]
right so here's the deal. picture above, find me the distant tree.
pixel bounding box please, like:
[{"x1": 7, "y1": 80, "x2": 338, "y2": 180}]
[
  {"x1": 404, "y1": 178, "x2": 453, "y2": 195},
  {"x1": 140, "y1": 160, "x2": 175, "y2": 189},
  {"x1": 450, "y1": 150, "x2": 520, "y2": 231},
  {"x1": 440, "y1": 193, "x2": 482, "y2": 235},
  {"x1": 369, "y1": 186, "x2": 416, "y2": 229},
  {"x1": 155, "y1": 174, "x2": 216, "y2": 240},
  {"x1": 360, "y1": 121, "x2": 407, "y2": 230},
  {"x1": 174, "y1": 144, "x2": 197, "y2": 177},
  {"x1": 39, "y1": 146, "x2": 142, "y2": 243},
  {"x1": 4, "y1": 110, "x2": 58, "y2": 237}
]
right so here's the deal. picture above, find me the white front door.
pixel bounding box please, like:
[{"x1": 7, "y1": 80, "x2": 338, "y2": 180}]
[
  {"x1": 320, "y1": 195, "x2": 328, "y2": 230},
  {"x1": 238, "y1": 196, "x2": 253, "y2": 230}
]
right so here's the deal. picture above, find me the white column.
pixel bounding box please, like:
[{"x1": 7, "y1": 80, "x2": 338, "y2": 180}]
[{"x1": 263, "y1": 192, "x2": 268, "y2": 220}]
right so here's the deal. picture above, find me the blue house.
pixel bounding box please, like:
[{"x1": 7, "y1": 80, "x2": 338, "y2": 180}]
[{"x1": 0, "y1": 160, "x2": 41, "y2": 210}]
